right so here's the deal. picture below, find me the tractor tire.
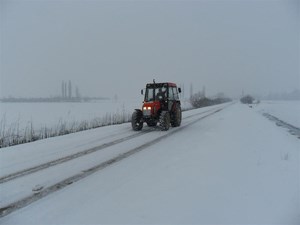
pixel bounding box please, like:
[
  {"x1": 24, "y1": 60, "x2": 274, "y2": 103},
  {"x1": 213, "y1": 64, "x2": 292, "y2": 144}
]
[
  {"x1": 171, "y1": 105, "x2": 182, "y2": 127},
  {"x1": 131, "y1": 110, "x2": 143, "y2": 131},
  {"x1": 159, "y1": 111, "x2": 170, "y2": 131}
]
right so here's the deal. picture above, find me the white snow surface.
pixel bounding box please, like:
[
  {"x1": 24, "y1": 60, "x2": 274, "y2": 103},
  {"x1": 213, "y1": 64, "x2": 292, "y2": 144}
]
[
  {"x1": 0, "y1": 102, "x2": 299, "y2": 224},
  {"x1": 255, "y1": 100, "x2": 300, "y2": 127},
  {"x1": 0, "y1": 99, "x2": 141, "y2": 131}
]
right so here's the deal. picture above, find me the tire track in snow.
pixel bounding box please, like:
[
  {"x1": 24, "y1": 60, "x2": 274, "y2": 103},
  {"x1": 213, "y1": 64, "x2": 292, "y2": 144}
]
[
  {"x1": 0, "y1": 104, "x2": 230, "y2": 218},
  {"x1": 263, "y1": 113, "x2": 300, "y2": 139},
  {"x1": 0, "y1": 131, "x2": 149, "y2": 184}
]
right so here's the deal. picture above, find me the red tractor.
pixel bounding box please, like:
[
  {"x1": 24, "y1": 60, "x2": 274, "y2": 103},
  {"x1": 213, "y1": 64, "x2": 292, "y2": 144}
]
[{"x1": 132, "y1": 81, "x2": 182, "y2": 131}]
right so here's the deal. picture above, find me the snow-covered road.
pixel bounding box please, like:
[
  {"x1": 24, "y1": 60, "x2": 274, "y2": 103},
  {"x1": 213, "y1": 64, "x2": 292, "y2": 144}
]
[
  {"x1": 0, "y1": 104, "x2": 226, "y2": 211},
  {"x1": 0, "y1": 102, "x2": 299, "y2": 224}
]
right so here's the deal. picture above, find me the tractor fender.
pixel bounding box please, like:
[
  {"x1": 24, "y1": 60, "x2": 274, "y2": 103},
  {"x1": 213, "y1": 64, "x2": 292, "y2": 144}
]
[
  {"x1": 134, "y1": 109, "x2": 143, "y2": 118},
  {"x1": 134, "y1": 109, "x2": 142, "y2": 113}
]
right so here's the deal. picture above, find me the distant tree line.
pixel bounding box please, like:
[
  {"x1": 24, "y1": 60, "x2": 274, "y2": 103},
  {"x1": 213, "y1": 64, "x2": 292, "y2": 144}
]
[
  {"x1": 0, "y1": 97, "x2": 79, "y2": 103},
  {"x1": 190, "y1": 91, "x2": 231, "y2": 108},
  {"x1": 0, "y1": 81, "x2": 109, "y2": 103},
  {"x1": 0, "y1": 96, "x2": 109, "y2": 103}
]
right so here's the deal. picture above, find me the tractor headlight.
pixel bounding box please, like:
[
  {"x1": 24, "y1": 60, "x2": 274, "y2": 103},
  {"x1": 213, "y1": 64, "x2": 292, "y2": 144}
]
[{"x1": 143, "y1": 106, "x2": 151, "y2": 116}]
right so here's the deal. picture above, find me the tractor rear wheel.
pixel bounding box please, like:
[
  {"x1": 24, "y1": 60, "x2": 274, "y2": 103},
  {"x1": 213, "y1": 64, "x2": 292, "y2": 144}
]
[
  {"x1": 171, "y1": 105, "x2": 182, "y2": 127},
  {"x1": 131, "y1": 110, "x2": 143, "y2": 131},
  {"x1": 159, "y1": 111, "x2": 170, "y2": 131}
]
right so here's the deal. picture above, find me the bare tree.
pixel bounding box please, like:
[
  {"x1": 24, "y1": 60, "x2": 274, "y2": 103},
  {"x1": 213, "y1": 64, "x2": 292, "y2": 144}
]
[
  {"x1": 68, "y1": 80, "x2": 72, "y2": 99},
  {"x1": 64, "y1": 82, "x2": 67, "y2": 98},
  {"x1": 61, "y1": 81, "x2": 64, "y2": 98}
]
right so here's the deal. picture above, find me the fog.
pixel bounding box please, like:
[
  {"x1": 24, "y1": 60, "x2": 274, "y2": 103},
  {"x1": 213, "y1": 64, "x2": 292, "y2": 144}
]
[{"x1": 0, "y1": 0, "x2": 299, "y2": 100}]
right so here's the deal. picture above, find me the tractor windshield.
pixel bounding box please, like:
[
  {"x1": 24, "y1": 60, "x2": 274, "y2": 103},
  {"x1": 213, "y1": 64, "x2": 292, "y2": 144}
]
[{"x1": 145, "y1": 86, "x2": 167, "y2": 102}]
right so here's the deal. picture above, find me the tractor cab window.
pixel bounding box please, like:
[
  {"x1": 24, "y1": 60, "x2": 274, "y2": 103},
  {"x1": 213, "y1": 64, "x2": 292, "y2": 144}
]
[
  {"x1": 168, "y1": 87, "x2": 175, "y2": 100},
  {"x1": 173, "y1": 87, "x2": 179, "y2": 100},
  {"x1": 156, "y1": 86, "x2": 167, "y2": 101},
  {"x1": 145, "y1": 88, "x2": 155, "y2": 102}
]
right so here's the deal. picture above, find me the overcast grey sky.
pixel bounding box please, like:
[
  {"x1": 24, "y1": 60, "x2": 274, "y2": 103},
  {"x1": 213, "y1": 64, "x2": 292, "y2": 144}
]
[{"x1": 0, "y1": 0, "x2": 299, "y2": 99}]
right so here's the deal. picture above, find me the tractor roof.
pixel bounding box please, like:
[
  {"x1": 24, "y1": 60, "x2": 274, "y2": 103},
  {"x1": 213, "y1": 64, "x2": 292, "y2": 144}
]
[{"x1": 146, "y1": 82, "x2": 177, "y2": 88}]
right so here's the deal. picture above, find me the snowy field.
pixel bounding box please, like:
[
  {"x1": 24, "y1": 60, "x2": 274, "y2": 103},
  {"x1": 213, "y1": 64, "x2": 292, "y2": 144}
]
[
  {"x1": 0, "y1": 99, "x2": 141, "y2": 131},
  {"x1": 0, "y1": 101, "x2": 299, "y2": 224},
  {"x1": 255, "y1": 100, "x2": 300, "y2": 128}
]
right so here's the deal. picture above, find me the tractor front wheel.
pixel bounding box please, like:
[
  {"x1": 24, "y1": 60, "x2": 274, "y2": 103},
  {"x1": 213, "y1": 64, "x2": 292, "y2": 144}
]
[
  {"x1": 131, "y1": 110, "x2": 143, "y2": 131},
  {"x1": 159, "y1": 111, "x2": 170, "y2": 131}
]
